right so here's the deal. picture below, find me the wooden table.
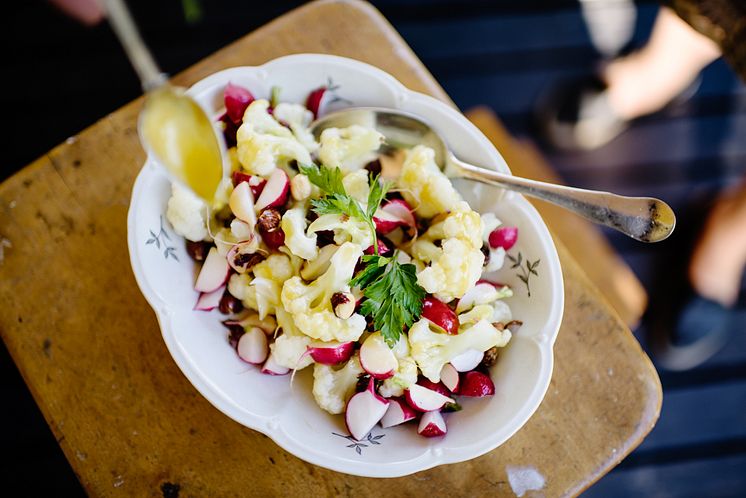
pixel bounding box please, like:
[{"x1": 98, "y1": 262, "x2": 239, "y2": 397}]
[{"x1": 0, "y1": 1, "x2": 661, "y2": 496}]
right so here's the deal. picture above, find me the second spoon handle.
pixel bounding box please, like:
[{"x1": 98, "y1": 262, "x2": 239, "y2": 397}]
[{"x1": 452, "y1": 158, "x2": 675, "y2": 243}]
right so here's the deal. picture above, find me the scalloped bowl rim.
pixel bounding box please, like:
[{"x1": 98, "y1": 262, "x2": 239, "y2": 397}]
[{"x1": 127, "y1": 53, "x2": 564, "y2": 477}]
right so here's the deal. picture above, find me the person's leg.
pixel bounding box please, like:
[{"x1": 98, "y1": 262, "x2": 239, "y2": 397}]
[
  {"x1": 603, "y1": 6, "x2": 721, "y2": 120},
  {"x1": 689, "y1": 181, "x2": 746, "y2": 307}
]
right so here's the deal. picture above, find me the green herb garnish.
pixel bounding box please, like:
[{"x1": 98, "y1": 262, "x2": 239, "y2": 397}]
[
  {"x1": 270, "y1": 86, "x2": 282, "y2": 109},
  {"x1": 350, "y1": 254, "x2": 426, "y2": 347},
  {"x1": 300, "y1": 163, "x2": 424, "y2": 346},
  {"x1": 300, "y1": 163, "x2": 389, "y2": 254}
]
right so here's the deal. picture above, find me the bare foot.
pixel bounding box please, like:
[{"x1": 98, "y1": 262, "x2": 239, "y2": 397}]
[{"x1": 689, "y1": 182, "x2": 746, "y2": 307}]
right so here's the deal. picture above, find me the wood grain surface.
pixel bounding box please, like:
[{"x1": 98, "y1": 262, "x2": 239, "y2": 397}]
[{"x1": 0, "y1": 1, "x2": 661, "y2": 496}]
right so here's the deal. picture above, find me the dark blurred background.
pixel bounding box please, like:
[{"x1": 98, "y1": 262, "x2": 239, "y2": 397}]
[{"x1": 2, "y1": 0, "x2": 745, "y2": 496}]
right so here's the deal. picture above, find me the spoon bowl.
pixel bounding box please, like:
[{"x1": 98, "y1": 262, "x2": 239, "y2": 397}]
[{"x1": 312, "y1": 107, "x2": 675, "y2": 243}]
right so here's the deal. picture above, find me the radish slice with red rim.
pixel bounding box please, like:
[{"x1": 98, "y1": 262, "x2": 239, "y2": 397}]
[
  {"x1": 418, "y1": 411, "x2": 447, "y2": 437},
  {"x1": 345, "y1": 378, "x2": 389, "y2": 440},
  {"x1": 194, "y1": 247, "x2": 230, "y2": 293}
]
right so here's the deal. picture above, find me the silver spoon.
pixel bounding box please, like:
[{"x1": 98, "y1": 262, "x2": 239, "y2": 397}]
[
  {"x1": 104, "y1": 0, "x2": 224, "y2": 203},
  {"x1": 311, "y1": 107, "x2": 675, "y2": 243}
]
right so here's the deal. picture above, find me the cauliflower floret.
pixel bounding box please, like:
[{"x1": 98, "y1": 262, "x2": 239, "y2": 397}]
[
  {"x1": 281, "y1": 207, "x2": 318, "y2": 261},
  {"x1": 251, "y1": 254, "x2": 294, "y2": 319},
  {"x1": 379, "y1": 336, "x2": 418, "y2": 398},
  {"x1": 166, "y1": 183, "x2": 209, "y2": 242},
  {"x1": 457, "y1": 304, "x2": 494, "y2": 327},
  {"x1": 271, "y1": 308, "x2": 314, "y2": 370},
  {"x1": 412, "y1": 202, "x2": 484, "y2": 301},
  {"x1": 236, "y1": 100, "x2": 311, "y2": 175},
  {"x1": 397, "y1": 145, "x2": 461, "y2": 218},
  {"x1": 312, "y1": 354, "x2": 364, "y2": 414},
  {"x1": 318, "y1": 125, "x2": 383, "y2": 172},
  {"x1": 417, "y1": 238, "x2": 484, "y2": 302},
  {"x1": 341, "y1": 169, "x2": 371, "y2": 205},
  {"x1": 281, "y1": 242, "x2": 367, "y2": 342},
  {"x1": 491, "y1": 300, "x2": 513, "y2": 324},
  {"x1": 272, "y1": 103, "x2": 318, "y2": 153},
  {"x1": 308, "y1": 213, "x2": 374, "y2": 249},
  {"x1": 409, "y1": 318, "x2": 511, "y2": 382},
  {"x1": 227, "y1": 272, "x2": 259, "y2": 311}
]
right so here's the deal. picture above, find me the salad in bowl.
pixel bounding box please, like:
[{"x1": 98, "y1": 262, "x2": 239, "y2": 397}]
[
  {"x1": 128, "y1": 54, "x2": 563, "y2": 477},
  {"x1": 169, "y1": 80, "x2": 522, "y2": 440}
]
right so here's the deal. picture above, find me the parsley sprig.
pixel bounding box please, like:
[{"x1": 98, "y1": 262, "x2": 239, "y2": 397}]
[
  {"x1": 350, "y1": 254, "x2": 425, "y2": 347},
  {"x1": 299, "y1": 163, "x2": 426, "y2": 347},
  {"x1": 299, "y1": 163, "x2": 388, "y2": 254}
]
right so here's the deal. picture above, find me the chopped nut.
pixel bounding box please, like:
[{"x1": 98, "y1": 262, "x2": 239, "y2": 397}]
[
  {"x1": 233, "y1": 252, "x2": 264, "y2": 272},
  {"x1": 505, "y1": 320, "x2": 523, "y2": 334},
  {"x1": 257, "y1": 208, "x2": 282, "y2": 232},
  {"x1": 331, "y1": 291, "x2": 356, "y2": 319},
  {"x1": 481, "y1": 346, "x2": 500, "y2": 368},
  {"x1": 290, "y1": 173, "x2": 312, "y2": 201}
]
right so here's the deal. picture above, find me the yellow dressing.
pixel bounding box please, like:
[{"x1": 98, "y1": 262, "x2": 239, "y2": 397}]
[{"x1": 140, "y1": 87, "x2": 224, "y2": 203}]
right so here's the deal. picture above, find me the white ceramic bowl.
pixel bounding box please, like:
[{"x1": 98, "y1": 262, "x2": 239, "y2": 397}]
[{"x1": 127, "y1": 54, "x2": 563, "y2": 477}]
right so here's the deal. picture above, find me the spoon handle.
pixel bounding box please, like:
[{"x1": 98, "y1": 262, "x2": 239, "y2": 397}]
[
  {"x1": 102, "y1": 0, "x2": 167, "y2": 91},
  {"x1": 451, "y1": 158, "x2": 676, "y2": 243}
]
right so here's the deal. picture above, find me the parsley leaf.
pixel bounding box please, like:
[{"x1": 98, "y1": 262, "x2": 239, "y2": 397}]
[
  {"x1": 353, "y1": 255, "x2": 426, "y2": 347},
  {"x1": 366, "y1": 174, "x2": 390, "y2": 219},
  {"x1": 300, "y1": 163, "x2": 390, "y2": 254},
  {"x1": 299, "y1": 163, "x2": 346, "y2": 196}
]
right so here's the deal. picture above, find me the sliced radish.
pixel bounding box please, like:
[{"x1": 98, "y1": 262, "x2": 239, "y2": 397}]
[
  {"x1": 450, "y1": 349, "x2": 484, "y2": 372},
  {"x1": 232, "y1": 171, "x2": 266, "y2": 198},
  {"x1": 418, "y1": 379, "x2": 451, "y2": 398},
  {"x1": 237, "y1": 327, "x2": 268, "y2": 365},
  {"x1": 440, "y1": 363, "x2": 460, "y2": 393},
  {"x1": 488, "y1": 226, "x2": 518, "y2": 250},
  {"x1": 226, "y1": 237, "x2": 263, "y2": 274},
  {"x1": 224, "y1": 82, "x2": 254, "y2": 124},
  {"x1": 380, "y1": 398, "x2": 417, "y2": 428},
  {"x1": 359, "y1": 332, "x2": 398, "y2": 380},
  {"x1": 220, "y1": 112, "x2": 239, "y2": 147},
  {"x1": 345, "y1": 377, "x2": 389, "y2": 441},
  {"x1": 418, "y1": 411, "x2": 447, "y2": 438},
  {"x1": 195, "y1": 247, "x2": 230, "y2": 292},
  {"x1": 380, "y1": 199, "x2": 416, "y2": 229},
  {"x1": 459, "y1": 371, "x2": 495, "y2": 397},
  {"x1": 229, "y1": 181, "x2": 257, "y2": 228},
  {"x1": 261, "y1": 352, "x2": 290, "y2": 375},
  {"x1": 307, "y1": 341, "x2": 354, "y2": 365},
  {"x1": 372, "y1": 208, "x2": 405, "y2": 234},
  {"x1": 300, "y1": 244, "x2": 338, "y2": 281},
  {"x1": 260, "y1": 226, "x2": 285, "y2": 250},
  {"x1": 305, "y1": 86, "x2": 327, "y2": 119},
  {"x1": 405, "y1": 383, "x2": 454, "y2": 412},
  {"x1": 477, "y1": 278, "x2": 508, "y2": 289},
  {"x1": 364, "y1": 237, "x2": 391, "y2": 256},
  {"x1": 194, "y1": 285, "x2": 224, "y2": 311},
  {"x1": 422, "y1": 296, "x2": 459, "y2": 335},
  {"x1": 456, "y1": 282, "x2": 501, "y2": 313},
  {"x1": 254, "y1": 168, "x2": 289, "y2": 212}
]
